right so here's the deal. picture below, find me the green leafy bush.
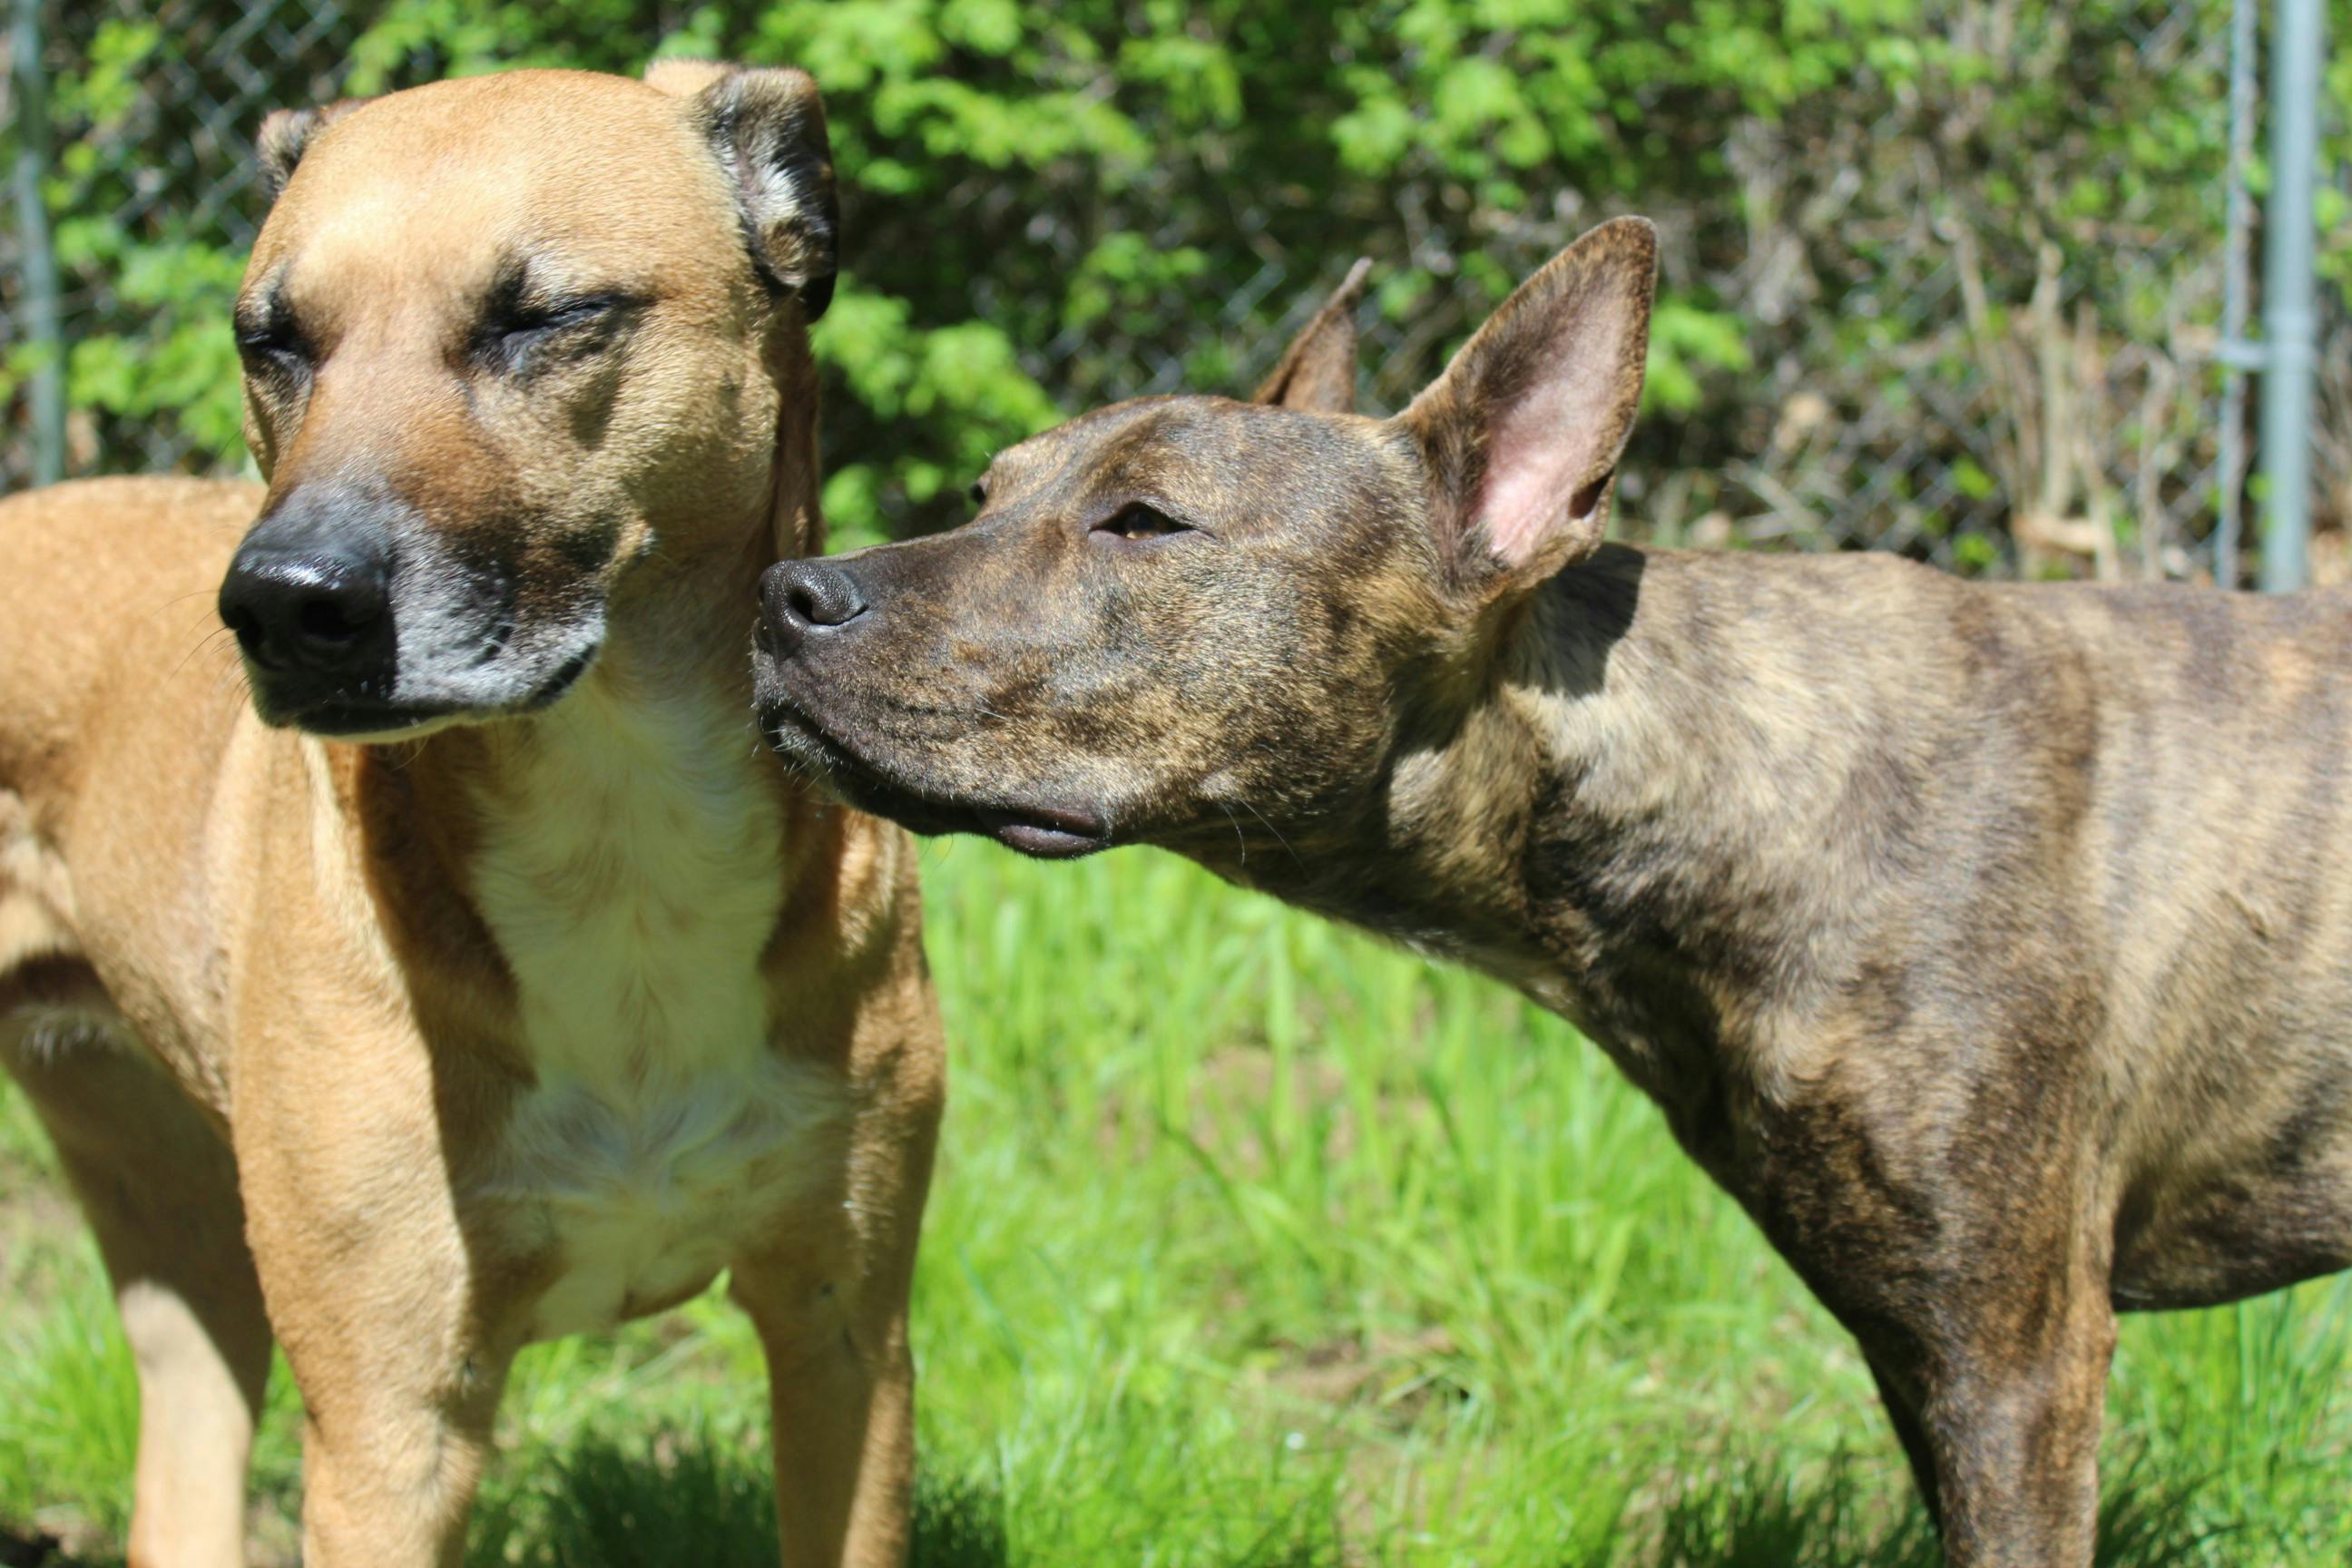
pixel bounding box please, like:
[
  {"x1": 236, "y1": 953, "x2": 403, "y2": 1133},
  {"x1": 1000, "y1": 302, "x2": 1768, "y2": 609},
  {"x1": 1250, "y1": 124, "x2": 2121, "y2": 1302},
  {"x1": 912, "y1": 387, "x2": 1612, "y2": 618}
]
[{"x1": 6, "y1": 1, "x2": 2347, "y2": 571}]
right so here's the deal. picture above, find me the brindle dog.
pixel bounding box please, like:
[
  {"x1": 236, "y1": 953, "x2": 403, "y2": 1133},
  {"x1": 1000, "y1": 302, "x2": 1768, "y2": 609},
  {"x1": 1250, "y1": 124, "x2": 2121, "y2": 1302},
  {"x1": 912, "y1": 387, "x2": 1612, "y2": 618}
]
[{"x1": 749, "y1": 218, "x2": 2352, "y2": 1566}]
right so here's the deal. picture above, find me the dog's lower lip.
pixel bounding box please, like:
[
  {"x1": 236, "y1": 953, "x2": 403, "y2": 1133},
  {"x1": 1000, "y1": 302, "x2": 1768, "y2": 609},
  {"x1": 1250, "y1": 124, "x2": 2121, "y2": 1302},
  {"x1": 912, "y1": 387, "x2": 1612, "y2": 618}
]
[
  {"x1": 291, "y1": 700, "x2": 454, "y2": 737},
  {"x1": 973, "y1": 806, "x2": 1109, "y2": 858},
  {"x1": 760, "y1": 695, "x2": 1113, "y2": 857}
]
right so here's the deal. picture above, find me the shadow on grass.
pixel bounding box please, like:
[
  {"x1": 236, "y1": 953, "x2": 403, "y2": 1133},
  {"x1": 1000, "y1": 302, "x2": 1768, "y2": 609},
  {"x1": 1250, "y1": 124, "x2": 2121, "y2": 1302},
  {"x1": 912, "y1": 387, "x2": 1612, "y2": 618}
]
[
  {"x1": 1639, "y1": 1446, "x2": 2226, "y2": 1568},
  {"x1": 6, "y1": 1433, "x2": 2239, "y2": 1568},
  {"x1": 1646, "y1": 1452, "x2": 1939, "y2": 1568},
  {"x1": 465, "y1": 1425, "x2": 1014, "y2": 1568},
  {"x1": 463, "y1": 1421, "x2": 1366, "y2": 1567},
  {"x1": 0, "y1": 1525, "x2": 119, "y2": 1568}
]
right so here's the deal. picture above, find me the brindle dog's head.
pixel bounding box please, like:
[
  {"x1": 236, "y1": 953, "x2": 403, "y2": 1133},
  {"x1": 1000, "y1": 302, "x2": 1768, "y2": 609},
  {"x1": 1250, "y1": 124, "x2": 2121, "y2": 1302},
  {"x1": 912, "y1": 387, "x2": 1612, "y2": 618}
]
[
  {"x1": 753, "y1": 219, "x2": 1655, "y2": 860},
  {"x1": 220, "y1": 63, "x2": 836, "y2": 738}
]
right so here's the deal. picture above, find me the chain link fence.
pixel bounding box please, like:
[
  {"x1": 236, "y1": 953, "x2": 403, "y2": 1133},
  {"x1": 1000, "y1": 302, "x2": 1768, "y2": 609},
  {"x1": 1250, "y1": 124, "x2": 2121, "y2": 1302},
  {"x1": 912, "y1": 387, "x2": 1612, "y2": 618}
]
[
  {"x1": 3, "y1": 0, "x2": 361, "y2": 478},
  {"x1": 2, "y1": 0, "x2": 2339, "y2": 582}
]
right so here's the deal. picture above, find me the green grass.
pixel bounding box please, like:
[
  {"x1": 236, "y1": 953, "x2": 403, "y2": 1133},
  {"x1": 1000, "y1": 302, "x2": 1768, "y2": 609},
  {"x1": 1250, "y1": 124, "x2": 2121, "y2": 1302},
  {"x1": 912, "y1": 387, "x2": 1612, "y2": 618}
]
[{"x1": 5, "y1": 842, "x2": 2350, "y2": 1564}]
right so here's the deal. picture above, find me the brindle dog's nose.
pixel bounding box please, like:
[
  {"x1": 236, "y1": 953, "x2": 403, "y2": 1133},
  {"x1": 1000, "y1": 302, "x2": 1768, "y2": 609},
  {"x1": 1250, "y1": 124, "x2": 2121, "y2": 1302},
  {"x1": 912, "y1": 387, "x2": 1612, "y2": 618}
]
[{"x1": 760, "y1": 559, "x2": 868, "y2": 657}]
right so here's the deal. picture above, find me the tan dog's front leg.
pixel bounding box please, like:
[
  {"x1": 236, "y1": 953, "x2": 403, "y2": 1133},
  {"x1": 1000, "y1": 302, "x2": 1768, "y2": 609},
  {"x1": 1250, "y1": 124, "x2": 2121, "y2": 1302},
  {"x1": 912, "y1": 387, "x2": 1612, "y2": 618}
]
[
  {"x1": 238, "y1": 1084, "x2": 510, "y2": 1565},
  {"x1": 286, "y1": 1344, "x2": 509, "y2": 1568},
  {"x1": 734, "y1": 1227, "x2": 923, "y2": 1568}
]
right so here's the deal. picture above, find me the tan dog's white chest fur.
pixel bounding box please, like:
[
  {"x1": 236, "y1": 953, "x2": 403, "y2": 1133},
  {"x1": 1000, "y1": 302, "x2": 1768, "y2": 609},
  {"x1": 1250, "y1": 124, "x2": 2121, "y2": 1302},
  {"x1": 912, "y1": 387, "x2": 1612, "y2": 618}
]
[{"x1": 468, "y1": 681, "x2": 844, "y2": 1339}]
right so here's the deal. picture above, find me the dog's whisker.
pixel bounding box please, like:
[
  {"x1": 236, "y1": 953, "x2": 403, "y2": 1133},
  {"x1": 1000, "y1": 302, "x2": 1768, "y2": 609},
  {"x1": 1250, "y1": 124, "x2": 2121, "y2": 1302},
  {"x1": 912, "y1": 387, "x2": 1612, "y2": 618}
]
[
  {"x1": 171, "y1": 624, "x2": 240, "y2": 684},
  {"x1": 1240, "y1": 798, "x2": 1302, "y2": 872},
  {"x1": 1220, "y1": 799, "x2": 1248, "y2": 867}
]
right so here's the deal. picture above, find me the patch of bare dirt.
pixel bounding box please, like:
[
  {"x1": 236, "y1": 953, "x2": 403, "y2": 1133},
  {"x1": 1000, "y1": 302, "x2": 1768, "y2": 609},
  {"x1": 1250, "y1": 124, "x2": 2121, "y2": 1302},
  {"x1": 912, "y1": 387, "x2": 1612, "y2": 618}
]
[{"x1": 1258, "y1": 1324, "x2": 1466, "y2": 1426}]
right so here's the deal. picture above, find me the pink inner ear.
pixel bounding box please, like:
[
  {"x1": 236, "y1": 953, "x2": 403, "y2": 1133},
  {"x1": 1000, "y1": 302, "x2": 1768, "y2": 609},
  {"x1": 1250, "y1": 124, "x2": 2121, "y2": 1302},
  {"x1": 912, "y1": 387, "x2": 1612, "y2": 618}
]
[
  {"x1": 1479, "y1": 362, "x2": 1596, "y2": 568},
  {"x1": 1411, "y1": 217, "x2": 1657, "y2": 574}
]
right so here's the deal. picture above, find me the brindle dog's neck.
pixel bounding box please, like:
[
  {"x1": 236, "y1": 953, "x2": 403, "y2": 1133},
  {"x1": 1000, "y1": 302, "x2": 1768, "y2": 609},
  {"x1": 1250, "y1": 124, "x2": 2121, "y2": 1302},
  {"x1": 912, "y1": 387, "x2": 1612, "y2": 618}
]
[{"x1": 1210, "y1": 543, "x2": 1931, "y2": 1146}]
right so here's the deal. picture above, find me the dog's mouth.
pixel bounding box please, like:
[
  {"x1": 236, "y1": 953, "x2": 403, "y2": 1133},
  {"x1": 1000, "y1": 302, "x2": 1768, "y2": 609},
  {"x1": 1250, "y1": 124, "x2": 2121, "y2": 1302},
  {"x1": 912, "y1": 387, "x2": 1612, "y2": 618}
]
[
  {"x1": 269, "y1": 644, "x2": 600, "y2": 741},
  {"x1": 288, "y1": 698, "x2": 466, "y2": 740},
  {"x1": 760, "y1": 700, "x2": 1112, "y2": 860}
]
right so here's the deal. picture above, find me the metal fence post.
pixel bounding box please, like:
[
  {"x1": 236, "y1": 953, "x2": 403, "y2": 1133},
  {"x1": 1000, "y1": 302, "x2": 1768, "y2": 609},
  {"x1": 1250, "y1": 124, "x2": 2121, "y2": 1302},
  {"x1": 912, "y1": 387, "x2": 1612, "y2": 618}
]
[
  {"x1": 10, "y1": 0, "x2": 65, "y2": 487},
  {"x1": 2216, "y1": 0, "x2": 2260, "y2": 589},
  {"x1": 2258, "y1": 0, "x2": 2326, "y2": 593}
]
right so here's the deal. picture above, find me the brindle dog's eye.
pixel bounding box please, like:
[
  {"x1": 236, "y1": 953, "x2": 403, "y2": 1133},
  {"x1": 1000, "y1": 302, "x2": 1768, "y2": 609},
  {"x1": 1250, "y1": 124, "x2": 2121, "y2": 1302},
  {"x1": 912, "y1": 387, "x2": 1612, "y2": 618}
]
[
  {"x1": 968, "y1": 481, "x2": 986, "y2": 507},
  {"x1": 1093, "y1": 504, "x2": 1191, "y2": 542}
]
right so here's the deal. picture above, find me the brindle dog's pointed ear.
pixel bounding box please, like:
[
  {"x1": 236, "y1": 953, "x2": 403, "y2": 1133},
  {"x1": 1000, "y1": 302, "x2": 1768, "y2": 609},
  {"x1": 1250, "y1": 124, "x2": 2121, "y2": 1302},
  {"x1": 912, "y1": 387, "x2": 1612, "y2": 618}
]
[
  {"x1": 255, "y1": 101, "x2": 367, "y2": 204},
  {"x1": 682, "y1": 65, "x2": 839, "y2": 322},
  {"x1": 1401, "y1": 217, "x2": 1656, "y2": 586},
  {"x1": 1253, "y1": 258, "x2": 1371, "y2": 414}
]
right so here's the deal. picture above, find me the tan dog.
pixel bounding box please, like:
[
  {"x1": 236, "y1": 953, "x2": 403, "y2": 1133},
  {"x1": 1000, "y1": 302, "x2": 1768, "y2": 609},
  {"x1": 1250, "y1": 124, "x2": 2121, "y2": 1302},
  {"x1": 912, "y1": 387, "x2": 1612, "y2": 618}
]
[{"x1": 0, "y1": 64, "x2": 939, "y2": 1567}]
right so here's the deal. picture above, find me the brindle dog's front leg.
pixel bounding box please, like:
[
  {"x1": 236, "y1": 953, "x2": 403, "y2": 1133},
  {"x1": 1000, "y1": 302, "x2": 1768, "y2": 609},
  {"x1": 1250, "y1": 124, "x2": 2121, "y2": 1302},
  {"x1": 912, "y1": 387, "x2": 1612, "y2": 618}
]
[
  {"x1": 1769, "y1": 1072, "x2": 2115, "y2": 1568},
  {"x1": 1848, "y1": 1259, "x2": 2114, "y2": 1567},
  {"x1": 1919, "y1": 1291, "x2": 2114, "y2": 1568}
]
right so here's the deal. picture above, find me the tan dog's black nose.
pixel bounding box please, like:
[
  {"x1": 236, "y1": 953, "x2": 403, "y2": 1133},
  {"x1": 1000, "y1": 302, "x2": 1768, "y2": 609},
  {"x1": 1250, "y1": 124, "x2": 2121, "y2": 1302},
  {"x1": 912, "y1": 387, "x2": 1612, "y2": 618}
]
[
  {"x1": 220, "y1": 539, "x2": 391, "y2": 675},
  {"x1": 760, "y1": 558, "x2": 867, "y2": 657},
  {"x1": 219, "y1": 485, "x2": 404, "y2": 734}
]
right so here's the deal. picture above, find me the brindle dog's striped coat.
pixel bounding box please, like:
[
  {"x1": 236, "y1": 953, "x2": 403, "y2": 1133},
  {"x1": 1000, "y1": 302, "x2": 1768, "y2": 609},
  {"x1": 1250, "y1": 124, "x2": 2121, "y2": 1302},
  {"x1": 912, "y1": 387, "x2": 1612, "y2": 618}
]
[{"x1": 751, "y1": 219, "x2": 2352, "y2": 1566}]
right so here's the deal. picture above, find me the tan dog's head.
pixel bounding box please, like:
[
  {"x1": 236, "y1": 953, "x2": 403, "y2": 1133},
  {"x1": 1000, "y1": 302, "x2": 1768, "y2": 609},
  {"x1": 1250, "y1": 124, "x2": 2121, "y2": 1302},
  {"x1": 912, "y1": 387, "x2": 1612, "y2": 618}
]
[
  {"x1": 219, "y1": 63, "x2": 835, "y2": 738},
  {"x1": 750, "y1": 219, "x2": 1656, "y2": 862}
]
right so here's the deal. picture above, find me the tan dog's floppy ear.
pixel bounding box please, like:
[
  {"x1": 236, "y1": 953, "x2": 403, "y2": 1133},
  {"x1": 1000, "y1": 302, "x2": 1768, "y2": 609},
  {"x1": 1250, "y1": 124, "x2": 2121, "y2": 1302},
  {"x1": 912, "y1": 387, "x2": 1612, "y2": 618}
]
[
  {"x1": 686, "y1": 66, "x2": 839, "y2": 322},
  {"x1": 1401, "y1": 217, "x2": 1656, "y2": 586},
  {"x1": 255, "y1": 101, "x2": 367, "y2": 203},
  {"x1": 1253, "y1": 258, "x2": 1371, "y2": 414},
  {"x1": 642, "y1": 57, "x2": 734, "y2": 97}
]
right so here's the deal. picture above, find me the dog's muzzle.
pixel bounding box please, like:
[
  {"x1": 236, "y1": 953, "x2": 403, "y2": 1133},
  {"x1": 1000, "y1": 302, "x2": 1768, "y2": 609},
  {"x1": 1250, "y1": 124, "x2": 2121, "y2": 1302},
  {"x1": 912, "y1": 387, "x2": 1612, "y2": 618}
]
[{"x1": 220, "y1": 485, "x2": 404, "y2": 730}]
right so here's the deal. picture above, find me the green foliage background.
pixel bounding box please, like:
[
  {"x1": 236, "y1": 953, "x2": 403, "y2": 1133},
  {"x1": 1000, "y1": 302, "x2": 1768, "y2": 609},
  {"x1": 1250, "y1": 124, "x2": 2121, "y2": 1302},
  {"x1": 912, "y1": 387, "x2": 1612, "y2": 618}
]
[{"x1": 5, "y1": 0, "x2": 2350, "y2": 564}]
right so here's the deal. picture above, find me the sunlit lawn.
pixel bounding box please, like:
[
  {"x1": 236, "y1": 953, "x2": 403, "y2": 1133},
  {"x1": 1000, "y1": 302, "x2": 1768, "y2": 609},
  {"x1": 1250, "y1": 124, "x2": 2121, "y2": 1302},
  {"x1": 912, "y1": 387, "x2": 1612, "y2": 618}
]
[{"x1": 5, "y1": 842, "x2": 2348, "y2": 1564}]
